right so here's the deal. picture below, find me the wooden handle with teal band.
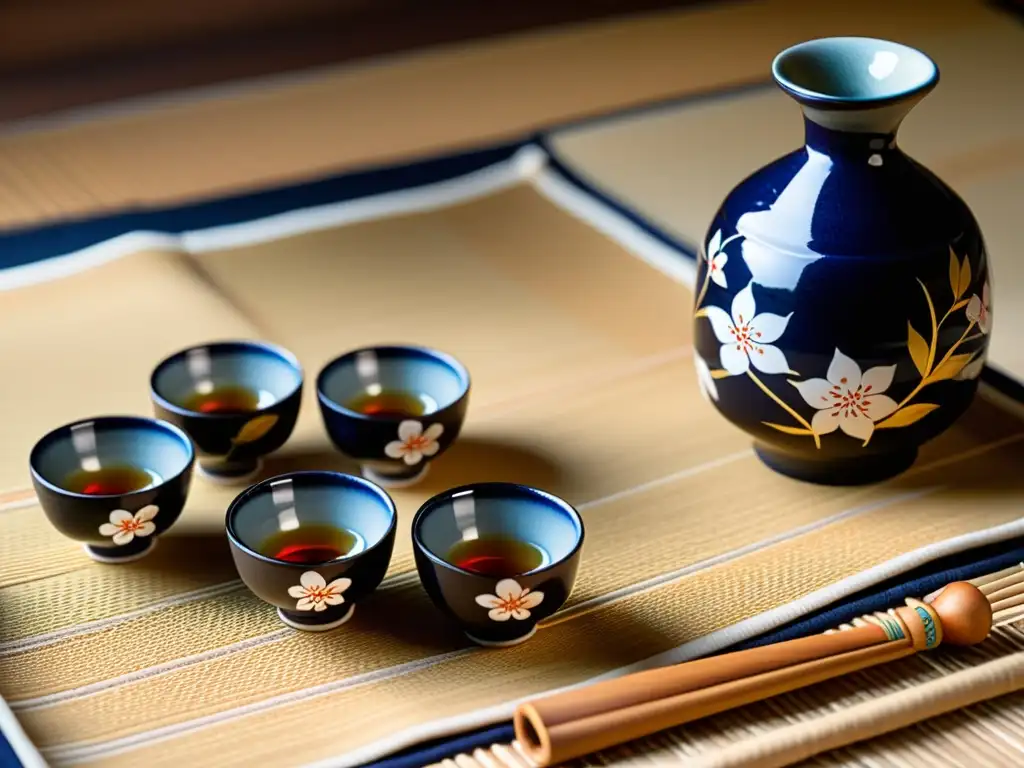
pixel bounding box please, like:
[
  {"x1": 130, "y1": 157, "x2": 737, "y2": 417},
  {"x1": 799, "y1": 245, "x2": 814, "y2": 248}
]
[{"x1": 515, "y1": 583, "x2": 993, "y2": 766}]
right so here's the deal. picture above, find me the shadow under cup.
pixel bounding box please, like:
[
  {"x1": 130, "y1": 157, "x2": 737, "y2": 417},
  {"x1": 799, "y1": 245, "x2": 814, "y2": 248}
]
[
  {"x1": 413, "y1": 483, "x2": 584, "y2": 647},
  {"x1": 226, "y1": 471, "x2": 397, "y2": 632},
  {"x1": 317, "y1": 346, "x2": 470, "y2": 488}
]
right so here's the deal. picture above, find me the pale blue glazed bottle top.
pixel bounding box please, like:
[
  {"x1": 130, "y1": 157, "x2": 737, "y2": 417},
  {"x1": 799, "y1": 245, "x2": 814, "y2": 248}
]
[{"x1": 772, "y1": 36, "x2": 939, "y2": 107}]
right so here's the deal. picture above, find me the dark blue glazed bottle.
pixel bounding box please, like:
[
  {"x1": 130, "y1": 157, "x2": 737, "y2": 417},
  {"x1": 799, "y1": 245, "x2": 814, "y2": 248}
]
[{"x1": 693, "y1": 37, "x2": 992, "y2": 485}]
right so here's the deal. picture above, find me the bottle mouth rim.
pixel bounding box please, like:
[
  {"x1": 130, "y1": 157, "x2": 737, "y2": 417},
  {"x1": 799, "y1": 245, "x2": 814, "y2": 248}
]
[{"x1": 772, "y1": 37, "x2": 939, "y2": 109}]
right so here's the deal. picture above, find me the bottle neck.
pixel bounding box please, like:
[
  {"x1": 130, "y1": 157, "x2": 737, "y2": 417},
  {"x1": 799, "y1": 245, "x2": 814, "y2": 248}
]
[
  {"x1": 803, "y1": 118, "x2": 898, "y2": 162},
  {"x1": 798, "y1": 94, "x2": 924, "y2": 159}
]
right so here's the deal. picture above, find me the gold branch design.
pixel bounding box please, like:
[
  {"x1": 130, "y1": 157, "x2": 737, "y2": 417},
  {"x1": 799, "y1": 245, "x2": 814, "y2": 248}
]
[
  {"x1": 877, "y1": 249, "x2": 982, "y2": 430},
  {"x1": 749, "y1": 370, "x2": 820, "y2": 449}
]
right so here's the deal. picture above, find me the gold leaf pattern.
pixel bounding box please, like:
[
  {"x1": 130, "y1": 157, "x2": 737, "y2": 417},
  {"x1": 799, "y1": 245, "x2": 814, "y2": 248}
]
[
  {"x1": 232, "y1": 414, "x2": 279, "y2": 445},
  {"x1": 957, "y1": 255, "x2": 972, "y2": 300},
  {"x1": 949, "y1": 248, "x2": 961, "y2": 299},
  {"x1": 875, "y1": 403, "x2": 939, "y2": 430},
  {"x1": 762, "y1": 422, "x2": 814, "y2": 436},
  {"x1": 907, "y1": 322, "x2": 929, "y2": 377},
  {"x1": 930, "y1": 353, "x2": 973, "y2": 383}
]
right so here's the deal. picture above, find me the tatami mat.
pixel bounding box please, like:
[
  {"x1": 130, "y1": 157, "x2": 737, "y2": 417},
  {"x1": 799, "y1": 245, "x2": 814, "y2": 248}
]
[
  {"x1": 2, "y1": 1, "x2": 1023, "y2": 767},
  {"x1": 1, "y1": 182, "x2": 1022, "y2": 768},
  {"x1": 448, "y1": 618, "x2": 1024, "y2": 768}
]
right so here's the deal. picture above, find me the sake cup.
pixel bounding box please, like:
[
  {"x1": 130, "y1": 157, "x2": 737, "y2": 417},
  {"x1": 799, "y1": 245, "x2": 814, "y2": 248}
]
[
  {"x1": 316, "y1": 345, "x2": 470, "y2": 488},
  {"x1": 412, "y1": 483, "x2": 584, "y2": 648},
  {"x1": 225, "y1": 471, "x2": 397, "y2": 632},
  {"x1": 29, "y1": 416, "x2": 195, "y2": 564},
  {"x1": 150, "y1": 340, "x2": 303, "y2": 484}
]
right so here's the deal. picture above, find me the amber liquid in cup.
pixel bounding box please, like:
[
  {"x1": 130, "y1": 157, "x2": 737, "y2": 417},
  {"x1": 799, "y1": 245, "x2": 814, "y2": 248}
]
[
  {"x1": 345, "y1": 389, "x2": 434, "y2": 418},
  {"x1": 446, "y1": 537, "x2": 546, "y2": 577},
  {"x1": 182, "y1": 385, "x2": 261, "y2": 414},
  {"x1": 260, "y1": 523, "x2": 361, "y2": 564},
  {"x1": 63, "y1": 465, "x2": 157, "y2": 495}
]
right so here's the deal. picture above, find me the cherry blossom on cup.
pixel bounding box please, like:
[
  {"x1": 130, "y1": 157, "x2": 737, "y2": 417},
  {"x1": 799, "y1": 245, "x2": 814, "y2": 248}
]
[
  {"x1": 791, "y1": 349, "x2": 898, "y2": 445},
  {"x1": 704, "y1": 282, "x2": 793, "y2": 376},
  {"x1": 98, "y1": 505, "x2": 158, "y2": 545},
  {"x1": 384, "y1": 420, "x2": 444, "y2": 466},
  {"x1": 474, "y1": 579, "x2": 544, "y2": 622},
  {"x1": 287, "y1": 571, "x2": 351, "y2": 612}
]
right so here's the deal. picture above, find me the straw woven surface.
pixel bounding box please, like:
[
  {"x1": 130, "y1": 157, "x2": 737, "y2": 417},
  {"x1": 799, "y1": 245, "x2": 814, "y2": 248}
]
[
  {"x1": 3, "y1": 183, "x2": 1020, "y2": 767},
  {"x1": 1, "y1": 1, "x2": 1023, "y2": 766},
  {"x1": 437, "y1": 618, "x2": 1024, "y2": 768}
]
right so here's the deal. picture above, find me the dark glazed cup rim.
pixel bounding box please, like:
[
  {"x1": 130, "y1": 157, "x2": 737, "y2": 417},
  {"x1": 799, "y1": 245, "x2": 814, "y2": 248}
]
[
  {"x1": 411, "y1": 482, "x2": 585, "y2": 579},
  {"x1": 28, "y1": 415, "x2": 195, "y2": 501},
  {"x1": 150, "y1": 339, "x2": 304, "y2": 421},
  {"x1": 225, "y1": 470, "x2": 398, "y2": 569},
  {"x1": 316, "y1": 343, "x2": 471, "y2": 423}
]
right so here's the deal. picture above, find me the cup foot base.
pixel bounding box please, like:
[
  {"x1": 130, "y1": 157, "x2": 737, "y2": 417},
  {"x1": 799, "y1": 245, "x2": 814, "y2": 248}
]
[
  {"x1": 362, "y1": 464, "x2": 429, "y2": 489},
  {"x1": 465, "y1": 626, "x2": 537, "y2": 648},
  {"x1": 755, "y1": 443, "x2": 918, "y2": 486},
  {"x1": 277, "y1": 604, "x2": 355, "y2": 632},
  {"x1": 85, "y1": 538, "x2": 157, "y2": 564},
  {"x1": 197, "y1": 458, "x2": 264, "y2": 486}
]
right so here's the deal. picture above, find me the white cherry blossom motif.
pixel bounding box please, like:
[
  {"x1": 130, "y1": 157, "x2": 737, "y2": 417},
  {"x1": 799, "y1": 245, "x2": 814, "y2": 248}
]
[
  {"x1": 384, "y1": 420, "x2": 444, "y2": 465},
  {"x1": 966, "y1": 282, "x2": 992, "y2": 334},
  {"x1": 694, "y1": 354, "x2": 719, "y2": 402},
  {"x1": 704, "y1": 282, "x2": 792, "y2": 376},
  {"x1": 474, "y1": 579, "x2": 544, "y2": 622},
  {"x1": 791, "y1": 349, "x2": 898, "y2": 445},
  {"x1": 705, "y1": 229, "x2": 730, "y2": 289},
  {"x1": 287, "y1": 571, "x2": 352, "y2": 612},
  {"x1": 98, "y1": 505, "x2": 158, "y2": 545}
]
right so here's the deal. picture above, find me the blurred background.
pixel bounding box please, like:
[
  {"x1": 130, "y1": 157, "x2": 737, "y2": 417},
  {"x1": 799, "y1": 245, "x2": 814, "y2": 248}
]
[{"x1": 0, "y1": 0, "x2": 700, "y2": 122}]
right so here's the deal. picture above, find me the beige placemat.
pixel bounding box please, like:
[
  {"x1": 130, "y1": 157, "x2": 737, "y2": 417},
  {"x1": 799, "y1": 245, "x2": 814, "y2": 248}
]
[
  {"x1": 1, "y1": 185, "x2": 1023, "y2": 768},
  {"x1": 1, "y1": 1, "x2": 1023, "y2": 767}
]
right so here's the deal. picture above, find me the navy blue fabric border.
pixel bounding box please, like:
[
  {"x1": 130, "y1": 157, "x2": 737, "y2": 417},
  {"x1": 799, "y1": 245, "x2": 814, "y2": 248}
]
[
  {"x1": 734, "y1": 536, "x2": 1024, "y2": 649},
  {"x1": 0, "y1": 734, "x2": 21, "y2": 768},
  {"x1": 0, "y1": 78, "x2": 777, "y2": 272},
  {"x1": 979, "y1": 364, "x2": 1024, "y2": 407},
  {"x1": 369, "y1": 723, "x2": 515, "y2": 768},
  {"x1": 368, "y1": 537, "x2": 1024, "y2": 767},
  {"x1": 0, "y1": 143, "x2": 524, "y2": 271},
  {"x1": 536, "y1": 136, "x2": 699, "y2": 259}
]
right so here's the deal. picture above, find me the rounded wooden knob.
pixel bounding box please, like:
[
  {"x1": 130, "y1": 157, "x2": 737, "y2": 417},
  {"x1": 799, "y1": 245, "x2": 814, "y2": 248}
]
[{"x1": 930, "y1": 582, "x2": 992, "y2": 646}]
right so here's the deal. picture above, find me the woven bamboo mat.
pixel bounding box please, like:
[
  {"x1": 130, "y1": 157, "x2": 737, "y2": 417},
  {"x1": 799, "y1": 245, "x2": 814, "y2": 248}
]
[
  {"x1": 2, "y1": 1, "x2": 1024, "y2": 767},
  {"x1": 439, "y1": 619, "x2": 1024, "y2": 768},
  {"x1": 1, "y1": 184, "x2": 1024, "y2": 767}
]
